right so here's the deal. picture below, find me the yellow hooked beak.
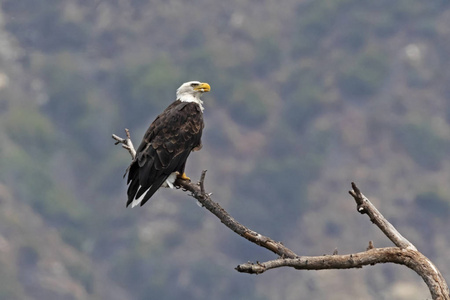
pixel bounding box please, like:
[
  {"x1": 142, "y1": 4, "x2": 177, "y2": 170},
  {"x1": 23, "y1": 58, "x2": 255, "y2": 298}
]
[{"x1": 194, "y1": 82, "x2": 211, "y2": 93}]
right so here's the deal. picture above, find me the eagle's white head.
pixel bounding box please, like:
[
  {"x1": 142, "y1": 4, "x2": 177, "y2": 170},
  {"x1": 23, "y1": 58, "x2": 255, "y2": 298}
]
[{"x1": 176, "y1": 81, "x2": 211, "y2": 111}]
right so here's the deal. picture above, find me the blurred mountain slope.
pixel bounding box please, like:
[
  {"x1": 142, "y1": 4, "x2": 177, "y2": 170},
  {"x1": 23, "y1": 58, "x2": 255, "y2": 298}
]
[{"x1": 1, "y1": 0, "x2": 450, "y2": 299}]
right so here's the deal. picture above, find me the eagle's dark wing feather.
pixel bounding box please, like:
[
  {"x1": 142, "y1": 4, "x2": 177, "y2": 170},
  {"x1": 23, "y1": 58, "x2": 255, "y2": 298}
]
[{"x1": 126, "y1": 100, "x2": 203, "y2": 207}]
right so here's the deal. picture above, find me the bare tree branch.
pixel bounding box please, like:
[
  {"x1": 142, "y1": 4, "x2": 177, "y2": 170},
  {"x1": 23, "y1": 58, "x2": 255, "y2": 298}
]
[
  {"x1": 112, "y1": 129, "x2": 450, "y2": 300},
  {"x1": 112, "y1": 131, "x2": 298, "y2": 259},
  {"x1": 236, "y1": 247, "x2": 411, "y2": 274},
  {"x1": 236, "y1": 247, "x2": 449, "y2": 300},
  {"x1": 235, "y1": 182, "x2": 449, "y2": 299},
  {"x1": 176, "y1": 174, "x2": 298, "y2": 258},
  {"x1": 112, "y1": 128, "x2": 136, "y2": 160},
  {"x1": 349, "y1": 182, "x2": 416, "y2": 250}
]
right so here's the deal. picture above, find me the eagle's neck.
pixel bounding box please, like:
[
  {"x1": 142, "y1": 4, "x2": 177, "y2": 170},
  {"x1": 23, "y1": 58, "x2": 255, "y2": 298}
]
[{"x1": 177, "y1": 94, "x2": 204, "y2": 112}]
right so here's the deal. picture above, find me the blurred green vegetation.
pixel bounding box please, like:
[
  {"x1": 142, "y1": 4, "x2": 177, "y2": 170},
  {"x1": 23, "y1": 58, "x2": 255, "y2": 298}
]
[
  {"x1": 415, "y1": 189, "x2": 450, "y2": 218},
  {"x1": 0, "y1": 260, "x2": 24, "y2": 300},
  {"x1": 235, "y1": 128, "x2": 331, "y2": 237},
  {"x1": 284, "y1": 87, "x2": 323, "y2": 131},
  {"x1": 3, "y1": 107, "x2": 57, "y2": 159},
  {"x1": 338, "y1": 49, "x2": 389, "y2": 97},
  {"x1": 66, "y1": 263, "x2": 95, "y2": 294},
  {"x1": 292, "y1": 0, "x2": 353, "y2": 56},
  {"x1": 228, "y1": 84, "x2": 269, "y2": 128},
  {"x1": 116, "y1": 57, "x2": 182, "y2": 125},
  {"x1": 39, "y1": 54, "x2": 91, "y2": 130},
  {"x1": 396, "y1": 122, "x2": 448, "y2": 170},
  {"x1": 253, "y1": 37, "x2": 281, "y2": 76}
]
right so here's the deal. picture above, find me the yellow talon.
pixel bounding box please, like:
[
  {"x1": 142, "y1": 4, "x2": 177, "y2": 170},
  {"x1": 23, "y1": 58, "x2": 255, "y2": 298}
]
[{"x1": 178, "y1": 172, "x2": 191, "y2": 181}]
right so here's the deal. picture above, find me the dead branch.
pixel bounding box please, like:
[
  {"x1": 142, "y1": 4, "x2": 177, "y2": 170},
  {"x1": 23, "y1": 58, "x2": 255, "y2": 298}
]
[
  {"x1": 349, "y1": 182, "x2": 416, "y2": 250},
  {"x1": 235, "y1": 182, "x2": 450, "y2": 299},
  {"x1": 112, "y1": 129, "x2": 450, "y2": 300},
  {"x1": 236, "y1": 247, "x2": 421, "y2": 273},
  {"x1": 236, "y1": 247, "x2": 449, "y2": 300},
  {"x1": 176, "y1": 172, "x2": 298, "y2": 258},
  {"x1": 112, "y1": 129, "x2": 136, "y2": 160},
  {"x1": 112, "y1": 131, "x2": 298, "y2": 259}
]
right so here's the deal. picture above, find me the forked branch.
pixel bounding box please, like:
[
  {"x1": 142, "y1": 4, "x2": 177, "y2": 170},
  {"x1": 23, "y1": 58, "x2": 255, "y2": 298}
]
[{"x1": 112, "y1": 129, "x2": 449, "y2": 300}]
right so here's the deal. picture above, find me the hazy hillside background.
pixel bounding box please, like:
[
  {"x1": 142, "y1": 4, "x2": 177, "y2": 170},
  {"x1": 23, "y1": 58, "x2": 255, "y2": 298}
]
[{"x1": 1, "y1": 0, "x2": 450, "y2": 299}]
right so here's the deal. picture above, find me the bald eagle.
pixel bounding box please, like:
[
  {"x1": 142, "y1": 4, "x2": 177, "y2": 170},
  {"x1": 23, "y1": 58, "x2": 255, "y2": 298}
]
[{"x1": 126, "y1": 81, "x2": 211, "y2": 207}]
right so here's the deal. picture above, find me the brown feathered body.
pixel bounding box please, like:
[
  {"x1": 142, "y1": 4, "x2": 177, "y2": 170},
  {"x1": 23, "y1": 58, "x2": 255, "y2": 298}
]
[{"x1": 126, "y1": 100, "x2": 204, "y2": 207}]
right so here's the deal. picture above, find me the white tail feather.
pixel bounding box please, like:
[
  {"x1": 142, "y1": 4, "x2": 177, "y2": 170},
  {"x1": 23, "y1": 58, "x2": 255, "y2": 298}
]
[
  {"x1": 131, "y1": 173, "x2": 178, "y2": 208},
  {"x1": 161, "y1": 172, "x2": 177, "y2": 189},
  {"x1": 131, "y1": 195, "x2": 144, "y2": 208}
]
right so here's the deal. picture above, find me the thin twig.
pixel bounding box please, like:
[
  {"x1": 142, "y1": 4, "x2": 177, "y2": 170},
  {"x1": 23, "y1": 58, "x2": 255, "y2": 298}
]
[{"x1": 112, "y1": 128, "x2": 136, "y2": 160}]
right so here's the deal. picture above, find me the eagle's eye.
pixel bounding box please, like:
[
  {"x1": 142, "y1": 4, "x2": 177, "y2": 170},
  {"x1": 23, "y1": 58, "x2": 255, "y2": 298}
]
[{"x1": 191, "y1": 83, "x2": 199, "y2": 87}]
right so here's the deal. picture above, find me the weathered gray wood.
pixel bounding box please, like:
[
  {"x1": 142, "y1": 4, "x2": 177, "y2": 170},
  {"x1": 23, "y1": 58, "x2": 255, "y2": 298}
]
[{"x1": 113, "y1": 130, "x2": 450, "y2": 300}]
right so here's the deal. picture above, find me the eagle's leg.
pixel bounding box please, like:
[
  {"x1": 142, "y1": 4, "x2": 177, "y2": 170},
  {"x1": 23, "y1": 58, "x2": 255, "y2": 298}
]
[
  {"x1": 177, "y1": 172, "x2": 191, "y2": 181},
  {"x1": 176, "y1": 160, "x2": 190, "y2": 181}
]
